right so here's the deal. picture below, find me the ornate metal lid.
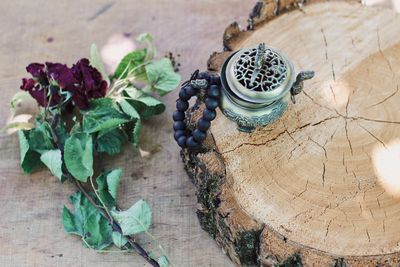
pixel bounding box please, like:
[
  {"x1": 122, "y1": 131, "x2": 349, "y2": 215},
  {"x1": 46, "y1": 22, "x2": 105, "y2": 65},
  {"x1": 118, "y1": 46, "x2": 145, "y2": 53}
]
[{"x1": 223, "y1": 43, "x2": 295, "y2": 104}]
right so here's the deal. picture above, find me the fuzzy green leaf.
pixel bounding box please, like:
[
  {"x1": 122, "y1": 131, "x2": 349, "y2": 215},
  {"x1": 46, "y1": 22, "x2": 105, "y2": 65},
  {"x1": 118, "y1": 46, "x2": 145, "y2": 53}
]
[
  {"x1": 95, "y1": 128, "x2": 127, "y2": 155},
  {"x1": 62, "y1": 191, "x2": 113, "y2": 250},
  {"x1": 28, "y1": 122, "x2": 54, "y2": 153},
  {"x1": 40, "y1": 149, "x2": 63, "y2": 180},
  {"x1": 64, "y1": 132, "x2": 93, "y2": 182},
  {"x1": 118, "y1": 99, "x2": 140, "y2": 120},
  {"x1": 158, "y1": 255, "x2": 170, "y2": 267},
  {"x1": 137, "y1": 33, "x2": 155, "y2": 61},
  {"x1": 54, "y1": 120, "x2": 69, "y2": 147},
  {"x1": 18, "y1": 130, "x2": 42, "y2": 174},
  {"x1": 111, "y1": 199, "x2": 152, "y2": 235},
  {"x1": 96, "y1": 169, "x2": 122, "y2": 208},
  {"x1": 111, "y1": 231, "x2": 128, "y2": 248},
  {"x1": 124, "y1": 94, "x2": 165, "y2": 119},
  {"x1": 82, "y1": 98, "x2": 130, "y2": 133},
  {"x1": 84, "y1": 211, "x2": 113, "y2": 250},
  {"x1": 145, "y1": 58, "x2": 180, "y2": 96},
  {"x1": 114, "y1": 49, "x2": 147, "y2": 79},
  {"x1": 90, "y1": 44, "x2": 110, "y2": 85},
  {"x1": 132, "y1": 119, "x2": 141, "y2": 147},
  {"x1": 62, "y1": 206, "x2": 78, "y2": 234}
]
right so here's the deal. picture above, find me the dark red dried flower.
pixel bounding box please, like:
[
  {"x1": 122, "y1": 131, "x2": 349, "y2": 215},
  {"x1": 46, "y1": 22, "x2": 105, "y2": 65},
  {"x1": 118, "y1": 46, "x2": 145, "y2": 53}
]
[
  {"x1": 71, "y1": 58, "x2": 108, "y2": 109},
  {"x1": 46, "y1": 62, "x2": 77, "y2": 91},
  {"x1": 26, "y1": 63, "x2": 48, "y2": 85},
  {"x1": 20, "y1": 58, "x2": 108, "y2": 109}
]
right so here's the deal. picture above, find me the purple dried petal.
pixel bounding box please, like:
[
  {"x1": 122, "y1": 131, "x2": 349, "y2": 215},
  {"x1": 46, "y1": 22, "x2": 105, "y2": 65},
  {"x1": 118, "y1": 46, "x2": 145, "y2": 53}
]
[
  {"x1": 26, "y1": 63, "x2": 45, "y2": 78},
  {"x1": 28, "y1": 85, "x2": 48, "y2": 107},
  {"x1": 20, "y1": 78, "x2": 36, "y2": 91},
  {"x1": 72, "y1": 91, "x2": 90, "y2": 110},
  {"x1": 46, "y1": 62, "x2": 77, "y2": 90}
]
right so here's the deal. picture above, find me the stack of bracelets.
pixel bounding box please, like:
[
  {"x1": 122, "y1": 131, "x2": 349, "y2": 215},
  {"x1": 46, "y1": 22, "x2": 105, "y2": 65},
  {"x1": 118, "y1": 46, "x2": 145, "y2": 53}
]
[{"x1": 172, "y1": 70, "x2": 221, "y2": 150}]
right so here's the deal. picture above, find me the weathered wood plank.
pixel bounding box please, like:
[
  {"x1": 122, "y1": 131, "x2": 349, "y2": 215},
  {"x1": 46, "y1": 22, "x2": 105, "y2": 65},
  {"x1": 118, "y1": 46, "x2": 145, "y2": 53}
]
[{"x1": 0, "y1": 1, "x2": 257, "y2": 266}]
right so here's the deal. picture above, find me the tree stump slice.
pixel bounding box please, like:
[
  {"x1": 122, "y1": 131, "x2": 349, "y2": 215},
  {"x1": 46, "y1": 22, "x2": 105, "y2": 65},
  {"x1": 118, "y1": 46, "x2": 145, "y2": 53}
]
[{"x1": 182, "y1": 1, "x2": 400, "y2": 266}]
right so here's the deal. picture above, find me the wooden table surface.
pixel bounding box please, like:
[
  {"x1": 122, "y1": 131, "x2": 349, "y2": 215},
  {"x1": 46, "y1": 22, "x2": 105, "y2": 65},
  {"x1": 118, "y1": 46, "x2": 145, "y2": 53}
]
[
  {"x1": 0, "y1": 1, "x2": 396, "y2": 267},
  {"x1": 0, "y1": 1, "x2": 257, "y2": 266}
]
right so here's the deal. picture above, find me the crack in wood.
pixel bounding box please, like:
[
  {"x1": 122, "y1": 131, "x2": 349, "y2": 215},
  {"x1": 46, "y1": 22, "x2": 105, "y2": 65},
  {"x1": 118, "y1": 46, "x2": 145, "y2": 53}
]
[
  {"x1": 367, "y1": 84, "x2": 399, "y2": 108},
  {"x1": 321, "y1": 27, "x2": 328, "y2": 62},
  {"x1": 293, "y1": 179, "x2": 309, "y2": 200},
  {"x1": 344, "y1": 120, "x2": 354, "y2": 155},
  {"x1": 309, "y1": 137, "x2": 328, "y2": 160},
  {"x1": 366, "y1": 229, "x2": 371, "y2": 242},
  {"x1": 329, "y1": 84, "x2": 337, "y2": 105},
  {"x1": 331, "y1": 63, "x2": 336, "y2": 81},
  {"x1": 222, "y1": 116, "x2": 341, "y2": 155},
  {"x1": 359, "y1": 124, "x2": 388, "y2": 149},
  {"x1": 376, "y1": 29, "x2": 394, "y2": 73},
  {"x1": 294, "y1": 208, "x2": 313, "y2": 220},
  {"x1": 325, "y1": 218, "x2": 334, "y2": 238}
]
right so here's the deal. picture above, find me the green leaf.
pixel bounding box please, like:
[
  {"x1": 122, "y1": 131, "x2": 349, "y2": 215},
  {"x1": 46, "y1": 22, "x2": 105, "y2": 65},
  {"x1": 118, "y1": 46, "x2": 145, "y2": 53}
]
[
  {"x1": 145, "y1": 58, "x2": 180, "y2": 96},
  {"x1": 132, "y1": 119, "x2": 141, "y2": 147},
  {"x1": 137, "y1": 33, "x2": 155, "y2": 61},
  {"x1": 40, "y1": 149, "x2": 63, "y2": 180},
  {"x1": 118, "y1": 99, "x2": 140, "y2": 120},
  {"x1": 95, "y1": 128, "x2": 127, "y2": 155},
  {"x1": 82, "y1": 98, "x2": 130, "y2": 133},
  {"x1": 62, "y1": 191, "x2": 113, "y2": 250},
  {"x1": 125, "y1": 90, "x2": 165, "y2": 119},
  {"x1": 64, "y1": 132, "x2": 93, "y2": 182},
  {"x1": 84, "y1": 211, "x2": 113, "y2": 250},
  {"x1": 96, "y1": 169, "x2": 122, "y2": 208},
  {"x1": 158, "y1": 255, "x2": 170, "y2": 267},
  {"x1": 18, "y1": 130, "x2": 42, "y2": 174},
  {"x1": 90, "y1": 44, "x2": 110, "y2": 85},
  {"x1": 122, "y1": 119, "x2": 142, "y2": 147},
  {"x1": 54, "y1": 120, "x2": 69, "y2": 147},
  {"x1": 28, "y1": 121, "x2": 54, "y2": 153},
  {"x1": 62, "y1": 206, "x2": 78, "y2": 234},
  {"x1": 114, "y1": 49, "x2": 147, "y2": 79},
  {"x1": 111, "y1": 199, "x2": 152, "y2": 235},
  {"x1": 111, "y1": 231, "x2": 128, "y2": 248}
]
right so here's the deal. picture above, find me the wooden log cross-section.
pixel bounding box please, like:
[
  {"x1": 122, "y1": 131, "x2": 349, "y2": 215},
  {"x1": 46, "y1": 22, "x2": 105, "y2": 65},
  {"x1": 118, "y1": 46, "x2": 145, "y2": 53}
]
[{"x1": 181, "y1": 1, "x2": 400, "y2": 266}]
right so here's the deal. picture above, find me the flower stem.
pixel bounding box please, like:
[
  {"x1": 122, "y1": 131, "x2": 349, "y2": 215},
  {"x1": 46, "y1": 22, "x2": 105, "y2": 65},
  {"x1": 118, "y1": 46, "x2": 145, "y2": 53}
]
[
  {"x1": 89, "y1": 175, "x2": 113, "y2": 224},
  {"x1": 47, "y1": 115, "x2": 159, "y2": 267}
]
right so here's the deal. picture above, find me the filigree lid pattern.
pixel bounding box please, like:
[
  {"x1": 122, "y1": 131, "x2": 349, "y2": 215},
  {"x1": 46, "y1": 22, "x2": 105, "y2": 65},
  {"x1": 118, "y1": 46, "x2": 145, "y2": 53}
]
[{"x1": 233, "y1": 47, "x2": 288, "y2": 92}]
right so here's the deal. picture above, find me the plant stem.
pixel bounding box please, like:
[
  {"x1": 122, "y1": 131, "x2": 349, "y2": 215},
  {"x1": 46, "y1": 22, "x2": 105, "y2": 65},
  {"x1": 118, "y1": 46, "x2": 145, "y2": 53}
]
[
  {"x1": 89, "y1": 175, "x2": 113, "y2": 224},
  {"x1": 73, "y1": 180, "x2": 159, "y2": 267},
  {"x1": 47, "y1": 115, "x2": 159, "y2": 267}
]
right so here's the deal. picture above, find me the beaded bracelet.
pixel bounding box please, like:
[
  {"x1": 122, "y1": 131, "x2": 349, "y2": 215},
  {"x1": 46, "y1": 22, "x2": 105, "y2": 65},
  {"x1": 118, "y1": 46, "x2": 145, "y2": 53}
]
[{"x1": 172, "y1": 70, "x2": 221, "y2": 150}]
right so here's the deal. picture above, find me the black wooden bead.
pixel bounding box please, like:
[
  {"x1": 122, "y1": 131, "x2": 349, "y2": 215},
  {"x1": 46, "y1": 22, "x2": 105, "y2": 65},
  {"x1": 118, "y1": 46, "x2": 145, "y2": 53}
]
[
  {"x1": 205, "y1": 97, "x2": 219, "y2": 110},
  {"x1": 176, "y1": 100, "x2": 189, "y2": 111},
  {"x1": 197, "y1": 118, "x2": 210, "y2": 131},
  {"x1": 173, "y1": 121, "x2": 186, "y2": 131},
  {"x1": 173, "y1": 111, "x2": 185, "y2": 121},
  {"x1": 207, "y1": 85, "x2": 220, "y2": 99},
  {"x1": 177, "y1": 136, "x2": 187, "y2": 148},
  {"x1": 193, "y1": 129, "x2": 207, "y2": 142},
  {"x1": 184, "y1": 85, "x2": 196, "y2": 96},
  {"x1": 202, "y1": 109, "x2": 216, "y2": 121},
  {"x1": 179, "y1": 88, "x2": 190, "y2": 101},
  {"x1": 210, "y1": 75, "x2": 221, "y2": 85},
  {"x1": 186, "y1": 136, "x2": 199, "y2": 149},
  {"x1": 197, "y1": 72, "x2": 210, "y2": 81},
  {"x1": 174, "y1": 130, "x2": 186, "y2": 141}
]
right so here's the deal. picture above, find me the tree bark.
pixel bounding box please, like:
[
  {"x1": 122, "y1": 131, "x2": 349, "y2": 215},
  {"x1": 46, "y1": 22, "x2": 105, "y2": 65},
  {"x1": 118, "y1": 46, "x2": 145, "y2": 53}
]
[{"x1": 182, "y1": 0, "x2": 400, "y2": 266}]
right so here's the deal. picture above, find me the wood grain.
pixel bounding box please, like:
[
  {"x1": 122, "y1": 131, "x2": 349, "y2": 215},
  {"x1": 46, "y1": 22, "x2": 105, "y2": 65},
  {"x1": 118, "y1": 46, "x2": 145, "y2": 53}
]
[
  {"x1": 0, "y1": 1, "x2": 257, "y2": 266},
  {"x1": 183, "y1": 0, "x2": 400, "y2": 266}
]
